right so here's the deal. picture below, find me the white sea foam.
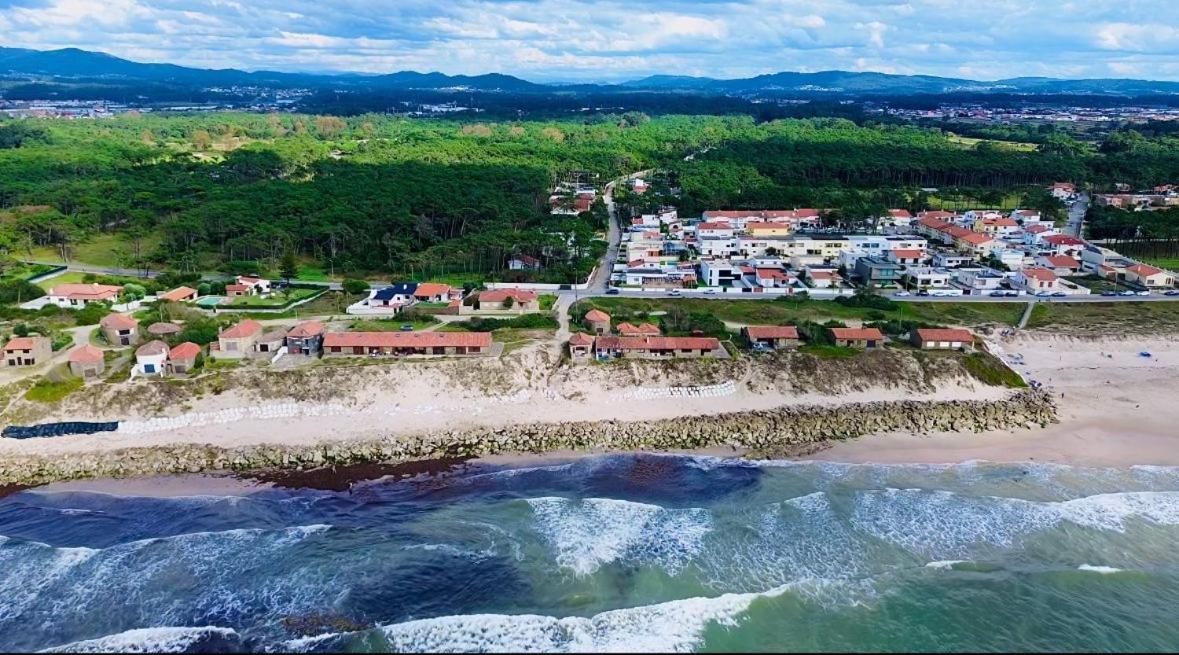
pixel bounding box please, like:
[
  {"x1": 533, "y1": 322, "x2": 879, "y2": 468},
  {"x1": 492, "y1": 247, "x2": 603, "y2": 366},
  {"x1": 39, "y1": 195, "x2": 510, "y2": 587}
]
[
  {"x1": 925, "y1": 560, "x2": 967, "y2": 570},
  {"x1": 292, "y1": 585, "x2": 804, "y2": 653},
  {"x1": 1077, "y1": 564, "x2": 1124, "y2": 574},
  {"x1": 37, "y1": 626, "x2": 238, "y2": 653},
  {"x1": 526, "y1": 497, "x2": 712, "y2": 576}
]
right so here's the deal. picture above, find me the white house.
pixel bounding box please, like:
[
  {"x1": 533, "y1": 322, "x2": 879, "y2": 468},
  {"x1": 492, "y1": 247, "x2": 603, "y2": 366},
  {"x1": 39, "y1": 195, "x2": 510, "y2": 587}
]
[
  {"x1": 700, "y1": 260, "x2": 743, "y2": 287},
  {"x1": 1015, "y1": 267, "x2": 1060, "y2": 293},
  {"x1": 46, "y1": 283, "x2": 122, "y2": 308},
  {"x1": 134, "y1": 340, "x2": 170, "y2": 377},
  {"x1": 903, "y1": 267, "x2": 953, "y2": 290},
  {"x1": 1124, "y1": 264, "x2": 1177, "y2": 288}
]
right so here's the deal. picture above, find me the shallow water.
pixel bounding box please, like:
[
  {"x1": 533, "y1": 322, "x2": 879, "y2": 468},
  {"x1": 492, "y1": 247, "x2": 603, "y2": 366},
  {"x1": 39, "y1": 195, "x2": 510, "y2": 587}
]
[{"x1": 3, "y1": 455, "x2": 1179, "y2": 652}]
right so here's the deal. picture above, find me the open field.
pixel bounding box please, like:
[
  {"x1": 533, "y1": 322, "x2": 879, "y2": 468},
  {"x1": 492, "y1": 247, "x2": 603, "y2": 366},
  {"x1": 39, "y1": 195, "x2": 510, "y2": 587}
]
[
  {"x1": 573, "y1": 297, "x2": 1026, "y2": 329},
  {"x1": 1141, "y1": 258, "x2": 1179, "y2": 271},
  {"x1": 224, "y1": 288, "x2": 321, "y2": 308},
  {"x1": 946, "y1": 134, "x2": 1038, "y2": 152},
  {"x1": 28, "y1": 232, "x2": 164, "y2": 269},
  {"x1": 1026, "y1": 301, "x2": 1179, "y2": 333}
]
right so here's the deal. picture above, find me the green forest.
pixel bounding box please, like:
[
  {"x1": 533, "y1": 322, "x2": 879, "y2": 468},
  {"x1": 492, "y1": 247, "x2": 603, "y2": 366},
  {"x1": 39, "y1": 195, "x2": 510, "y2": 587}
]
[{"x1": 1, "y1": 112, "x2": 1177, "y2": 283}]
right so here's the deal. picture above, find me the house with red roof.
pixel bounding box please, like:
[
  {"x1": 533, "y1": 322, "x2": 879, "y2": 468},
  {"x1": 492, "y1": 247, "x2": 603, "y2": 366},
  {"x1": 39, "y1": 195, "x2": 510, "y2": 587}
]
[
  {"x1": 68, "y1": 344, "x2": 105, "y2": 379},
  {"x1": 167, "y1": 342, "x2": 202, "y2": 375},
  {"x1": 412, "y1": 283, "x2": 458, "y2": 303},
  {"x1": 134, "y1": 340, "x2": 170, "y2": 376},
  {"x1": 160, "y1": 286, "x2": 199, "y2": 303},
  {"x1": 1040, "y1": 234, "x2": 1087, "y2": 257},
  {"x1": 286, "y1": 321, "x2": 326, "y2": 355},
  {"x1": 829, "y1": 327, "x2": 885, "y2": 349},
  {"x1": 1035, "y1": 254, "x2": 1082, "y2": 276},
  {"x1": 1124, "y1": 263, "x2": 1176, "y2": 288},
  {"x1": 46, "y1": 283, "x2": 121, "y2": 308},
  {"x1": 911, "y1": 328, "x2": 974, "y2": 350},
  {"x1": 226, "y1": 276, "x2": 271, "y2": 298},
  {"x1": 616, "y1": 322, "x2": 661, "y2": 337},
  {"x1": 323, "y1": 331, "x2": 493, "y2": 357},
  {"x1": 99, "y1": 313, "x2": 139, "y2": 346},
  {"x1": 216, "y1": 319, "x2": 263, "y2": 358},
  {"x1": 743, "y1": 326, "x2": 800, "y2": 350},
  {"x1": 1015, "y1": 267, "x2": 1060, "y2": 293},
  {"x1": 475, "y1": 289, "x2": 540, "y2": 312},
  {"x1": 593, "y1": 336, "x2": 722, "y2": 360},
  {"x1": 568, "y1": 332, "x2": 594, "y2": 362},
  {"x1": 583, "y1": 309, "x2": 612, "y2": 335},
  {"x1": 3, "y1": 335, "x2": 51, "y2": 368}
]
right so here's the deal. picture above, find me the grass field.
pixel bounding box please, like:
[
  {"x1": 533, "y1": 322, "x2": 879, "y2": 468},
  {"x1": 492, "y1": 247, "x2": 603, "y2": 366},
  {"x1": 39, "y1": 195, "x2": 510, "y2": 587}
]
[
  {"x1": 28, "y1": 232, "x2": 164, "y2": 268},
  {"x1": 224, "y1": 288, "x2": 321, "y2": 308},
  {"x1": 573, "y1": 297, "x2": 1026, "y2": 329},
  {"x1": 1, "y1": 262, "x2": 57, "y2": 281},
  {"x1": 946, "y1": 135, "x2": 1038, "y2": 152},
  {"x1": 1141, "y1": 258, "x2": 1179, "y2": 271},
  {"x1": 1026, "y1": 301, "x2": 1179, "y2": 333},
  {"x1": 350, "y1": 317, "x2": 438, "y2": 332}
]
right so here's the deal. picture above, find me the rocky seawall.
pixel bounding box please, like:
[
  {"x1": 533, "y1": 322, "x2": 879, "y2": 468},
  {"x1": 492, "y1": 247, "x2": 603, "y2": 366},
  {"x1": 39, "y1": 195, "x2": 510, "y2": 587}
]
[{"x1": 0, "y1": 391, "x2": 1057, "y2": 486}]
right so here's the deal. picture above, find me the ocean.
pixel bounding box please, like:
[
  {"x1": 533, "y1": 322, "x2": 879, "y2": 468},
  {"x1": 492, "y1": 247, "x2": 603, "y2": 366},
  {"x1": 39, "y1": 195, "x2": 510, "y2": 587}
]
[{"x1": 2, "y1": 454, "x2": 1179, "y2": 652}]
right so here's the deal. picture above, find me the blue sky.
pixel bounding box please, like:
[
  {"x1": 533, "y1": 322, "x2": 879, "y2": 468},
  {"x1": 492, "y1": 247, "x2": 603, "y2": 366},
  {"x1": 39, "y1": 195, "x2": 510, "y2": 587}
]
[{"x1": 0, "y1": 0, "x2": 1176, "y2": 81}]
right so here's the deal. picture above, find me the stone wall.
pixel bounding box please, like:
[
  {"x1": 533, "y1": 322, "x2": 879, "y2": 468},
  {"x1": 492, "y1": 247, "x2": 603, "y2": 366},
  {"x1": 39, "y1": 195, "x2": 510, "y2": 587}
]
[{"x1": 0, "y1": 391, "x2": 1057, "y2": 487}]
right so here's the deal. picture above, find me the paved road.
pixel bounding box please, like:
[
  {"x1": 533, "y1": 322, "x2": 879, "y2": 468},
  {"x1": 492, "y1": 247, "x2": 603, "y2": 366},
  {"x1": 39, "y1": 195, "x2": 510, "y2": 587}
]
[
  {"x1": 586, "y1": 170, "x2": 648, "y2": 294},
  {"x1": 1064, "y1": 192, "x2": 1089, "y2": 238}
]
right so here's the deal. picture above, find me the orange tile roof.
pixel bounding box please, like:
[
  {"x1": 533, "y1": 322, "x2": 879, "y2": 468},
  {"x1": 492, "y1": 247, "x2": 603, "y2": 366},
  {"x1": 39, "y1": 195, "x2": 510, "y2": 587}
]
[
  {"x1": 287, "y1": 321, "x2": 325, "y2": 338},
  {"x1": 323, "y1": 331, "x2": 493, "y2": 349},
  {"x1": 1042, "y1": 255, "x2": 1079, "y2": 268},
  {"x1": 220, "y1": 319, "x2": 263, "y2": 339},
  {"x1": 168, "y1": 341, "x2": 201, "y2": 361},
  {"x1": 161, "y1": 286, "x2": 198, "y2": 302},
  {"x1": 413, "y1": 282, "x2": 452, "y2": 298},
  {"x1": 915, "y1": 328, "x2": 973, "y2": 343},
  {"x1": 68, "y1": 344, "x2": 104, "y2": 364},
  {"x1": 595, "y1": 336, "x2": 720, "y2": 351},
  {"x1": 617, "y1": 322, "x2": 660, "y2": 336},
  {"x1": 48, "y1": 283, "x2": 121, "y2": 300},
  {"x1": 568, "y1": 332, "x2": 595, "y2": 347},
  {"x1": 584, "y1": 309, "x2": 611, "y2": 322},
  {"x1": 830, "y1": 327, "x2": 885, "y2": 341},
  {"x1": 479, "y1": 289, "x2": 538, "y2": 303},
  {"x1": 1023, "y1": 267, "x2": 1058, "y2": 282},
  {"x1": 959, "y1": 232, "x2": 994, "y2": 245},
  {"x1": 745, "y1": 326, "x2": 799, "y2": 339},
  {"x1": 100, "y1": 313, "x2": 138, "y2": 330},
  {"x1": 1127, "y1": 263, "x2": 1164, "y2": 277},
  {"x1": 3, "y1": 336, "x2": 43, "y2": 351},
  {"x1": 891, "y1": 249, "x2": 924, "y2": 259}
]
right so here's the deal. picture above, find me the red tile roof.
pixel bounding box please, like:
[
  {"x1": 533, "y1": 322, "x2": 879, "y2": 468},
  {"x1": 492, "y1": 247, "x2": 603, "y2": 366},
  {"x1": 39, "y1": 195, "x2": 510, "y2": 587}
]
[
  {"x1": 887, "y1": 209, "x2": 913, "y2": 218},
  {"x1": 287, "y1": 321, "x2": 325, "y2": 338},
  {"x1": 959, "y1": 232, "x2": 994, "y2": 246},
  {"x1": 323, "y1": 331, "x2": 492, "y2": 349},
  {"x1": 225, "y1": 284, "x2": 249, "y2": 294},
  {"x1": 68, "y1": 344, "x2": 104, "y2": 364},
  {"x1": 413, "y1": 282, "x2": 452, "y2": 298},
  {"x1": 981, "y1": 217, "x2": 1018, "y2": 227},
  {"x1": 594, "y1": 336, "x2": 720, "y2": 351},
  {"x1": 697, "y1": 221, "x2": 733, "y2": 230},
  {"x1": 2, "y1": 336, "x2": 43, "y2": 351},
  {"x1": 1042, "y1": 255, "x2": 1080, "y2": 269},
  {"x1": 161, "y1": 286, "x2": 198, "y2": 302},
  {"x1": 617, "y1": 322, "x2": 661, "y2": 336},
  {"x1": 100, "y1": 313, "x2": 138, "y2": 330},
  {"x1": 745, "y1": 326, "x2": 799, "y2": 339},
  {"x1": 891, "y1": 249, "x2": 924, "y2": 259},
  {"x1": 1042, "y1": 234, "x2": 1085, "y2": 246},
  {"x1": 568, "y1": 332, "x2": 594, "y2": 347},
  {"x1": 915, "y1": 328, "x2": 973, "y2": 343},
  {"x1": 1023, "y1": 267, "x2": 1058, "y2": 282},
  {"x1": 168, "y1": 342, "x2": 201, "y2": 361},
  {"x1": 220, "y1": 319, "x2": 263, "y2": 339},
  {"x1": 479, "y1": 289, "x2": 538, "y2": 303},
  {"x1": 48, "y1": 283, "x2": 121, "y2": 300},
  {"x1": 830, "y1": 327, "x2": 885, "y2": 341},
  {"x1": 1127, "y1": 263, "x2": 1164, "y2": 277},
  {"x1": 584, "y1": 309, "x2": 611, "y2": 322}
]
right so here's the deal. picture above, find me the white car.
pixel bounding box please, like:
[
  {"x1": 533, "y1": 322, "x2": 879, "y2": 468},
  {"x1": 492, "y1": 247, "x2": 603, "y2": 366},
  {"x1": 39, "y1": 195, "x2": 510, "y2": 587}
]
[
  {"x1": 669, "y1": 289, "x2": 682, "y2": 296},
  {"x1": 894, "y1": 290, "x2": 911, "y2": 297},
  {"x1": 1136, "y1": 290, "x2": 1151, "y2": 296},
  {"x1": 703, "y1": 288, "x2": 717, "y2": 295}
]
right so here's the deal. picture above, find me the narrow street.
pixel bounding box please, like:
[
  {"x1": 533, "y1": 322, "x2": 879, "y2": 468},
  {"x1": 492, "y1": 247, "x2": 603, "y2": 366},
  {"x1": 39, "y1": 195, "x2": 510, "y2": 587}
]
[{"x1": 1064, "y1": 191, "x2": 1089, "y2": 238}]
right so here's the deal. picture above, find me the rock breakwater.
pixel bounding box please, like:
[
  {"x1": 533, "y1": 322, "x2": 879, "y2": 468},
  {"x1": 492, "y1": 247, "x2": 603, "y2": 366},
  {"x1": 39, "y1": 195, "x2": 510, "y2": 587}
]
[{"x1": 0, "y1": 391, "x2": 1056, "y2": 486}]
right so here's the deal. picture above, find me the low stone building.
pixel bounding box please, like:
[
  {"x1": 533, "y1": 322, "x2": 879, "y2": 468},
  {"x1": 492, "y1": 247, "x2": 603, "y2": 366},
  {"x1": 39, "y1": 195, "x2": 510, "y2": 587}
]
[
  {"x1": 593, "y1": 336, "x2": 721, "y2": 360},
  {"x1": 68, "y1": 344, "x2": 105, "y2": 379},
  {"x1": 216, "y1": 319, "x2": 263, "y2": 358},
  {"x1": 583, "y1": 309, "x2": 611, "y2": 335},
  {"x1": 617, "y1": 322, "x2": 661, "y2": 337},
  {"x1": 134, "y1": 340, "x2": 170, "y2": 376},
  {"x1": 911, "y1": 328, "x2": 974, "y2": 350},
  {"x1": 167, "y1": 341, "x2": 201, "y2": 375},
  {"x1": 568, "y1": 332, "x2": 594, "y2": 362},
  {"x1": 476, "y1": 289, "x2": 540, "y2": 312},
  {"x1": 829, "y1": 327, "x2": 885, "y2": 349},
  {"x1": 147, "y1": 322, "x2": 182, "y2": 339},
  {"x1": 286, "y1": 321, "x2": 325, "y2": 355},
  {"x1": 323, "y1": 331, "x2": 493, "y2": 357},
  {"x1": 743, "y1": 325, "x2": 801, "y2": 350},
  {"x1": 255, "y1": 328, "x2": 287, "y2": 354},
  {"x1": 100, "y1": 313, "x2": 139, "y2": 346},
  {"x1": 2, "y1": 336, "x2": 52, "y2": 368}
]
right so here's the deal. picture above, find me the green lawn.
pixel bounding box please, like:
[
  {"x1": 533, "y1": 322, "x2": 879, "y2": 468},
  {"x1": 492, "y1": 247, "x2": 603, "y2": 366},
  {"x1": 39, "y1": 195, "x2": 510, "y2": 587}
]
[
  {"x1": 28, "y1": 232, "x2": 163, "y2": 268},
  {"x1": 573, "y1": 297, "x2": 1025, "y2": 329},
  {"x1": 351, "y1": 318, "x2": 438, "y2": 332},
  {"x1": 224, "y1": 288, "x2": 321, "y2": 308},
  {"x1": 1026, "y1": 301, "x2": 1179, "y2": 333},
  {"x1": 1140, "y1": 258, "x2": 1179, "y2": 272},
  {"x1": 35, "y1": 271, "x2": 148, "y2": 291},
  {"x1": 1, "y1": 262, "x2": 57, "y2": 281}
]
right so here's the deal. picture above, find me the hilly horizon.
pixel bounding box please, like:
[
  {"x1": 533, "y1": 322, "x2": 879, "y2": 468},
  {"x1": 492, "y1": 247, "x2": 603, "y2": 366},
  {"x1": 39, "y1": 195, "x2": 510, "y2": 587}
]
[{"x1": 3, "y1": 45, "x2": 1179, "y2": 97}]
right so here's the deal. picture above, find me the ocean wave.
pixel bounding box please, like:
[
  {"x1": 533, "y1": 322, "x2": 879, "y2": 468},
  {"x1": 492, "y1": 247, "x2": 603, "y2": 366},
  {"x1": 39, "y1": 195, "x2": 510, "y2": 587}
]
[
  {"x1": 37, "y1": 626, "x2": 239, "y2": 653},
  {"x1": 526, "y1": 497, "x2": 711, "y2": 576},
  {"x1": 924, "y1": 560, "x2": 968, "y2": 570},
  {"x1": 1077, "y1": 564, "x2": 1124, "y2": 574},
  {"x1": 288, "y1": 584, "x2": 812, "y2": 653}
]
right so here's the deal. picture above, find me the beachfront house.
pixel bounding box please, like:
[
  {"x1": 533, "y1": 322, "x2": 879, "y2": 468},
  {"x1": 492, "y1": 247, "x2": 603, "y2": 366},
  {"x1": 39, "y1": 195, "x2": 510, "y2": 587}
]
[
  {"x1": 476, "y1": 289, "x2": 540, "y2": 312},
  {"x1": 99, "y1": 313, "x2": 139, "y2": 346},
  {"x1": 743, "y1": 326, "x2": 801, "y2": 351},
  {"x1": 568, "y1": 332, "x2": 594, "y2": 363},
  {"x1": 286, "y1": 321, "x2": 325, "y2": 356},
  {"x1": 593, "y1": 336, "x2": 722, "y2": 360},
  {"x1": 583, "y1": 309, "x2": 612, "y2": 335},
  {"x1": 68, "y1": 344, "x2": 105, "y2": 379},
  {"x1": 829, "y1": 327, "x2": 885, "y2": 349},
  {"x1": 46, "y1": 283, "x2": 121, "y2": 308},
  {"x1": 3, "y1": 335, "x2": 51, "y2": 368},
  {"x1": 160, "y1": 286, "x2": 199, "y2": 303},
  {"x1": 134, "y1": 340, "x2": 170, "y2": 376},
  {"x1": 911, "y1": 328, "x2": 974, "y2": 350},
  {"x1": 216, "y1": 319, "x2": 263, "y2": 358},
  {"x1": 1124, "y1": 264, "x2": 1176, "y2": 288},
  {"x1": 322, "y1": 331, "x2": 493, "y2": 357},
  {"x1": 167, "y1": 342, "x2": 201, "y2": 375}
]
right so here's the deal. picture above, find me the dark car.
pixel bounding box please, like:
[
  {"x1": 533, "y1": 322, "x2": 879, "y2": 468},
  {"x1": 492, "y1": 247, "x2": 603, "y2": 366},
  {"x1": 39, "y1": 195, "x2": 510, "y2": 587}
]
[
  {"x1": 400, "y1": 324, "x2": 414, "y2": 332},
  {"x1": 1102, "y1": 291, "x2": 1117, "y2": 296},
  {"x1": 606, "y1": 288, "x2": 620, "y2": 295},
  {"x1": 1165, "y1": 290, "x2": 1179, "y2": 296}
]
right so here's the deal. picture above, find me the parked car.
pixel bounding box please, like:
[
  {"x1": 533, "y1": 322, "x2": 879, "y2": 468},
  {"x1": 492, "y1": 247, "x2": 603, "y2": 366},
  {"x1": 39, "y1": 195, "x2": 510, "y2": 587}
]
[
  {"x1": 1102, "y1": 291, "x2": 1117, "y2": 297},
  {"x1": 605, "y1": 288, "x2": 620, "y2": 295},
  {"x1": 1137, "y1": 290, "x2": 1151, "y2": 296},
  {"x1": 1119, "y1": 290, "x2": 1137, "y2": 297},
  {"x1": 1052, "y1": 292, "x2": 1067, "y2": 297},
  {"x1": 1005, "y1": 291, "x2": 1020, "y2": 297},
  {"x1": 1164, "y1": 290, "x2": 1179, "y2": 296},
  {"x1": 989, "y1": 291, "x2": 1005, "y2": 297},
  {"x1": 399, "y1": 324, "x2": 414, "y2": 332},
  {"x1": 894, "y1": 290, "x2": 911, "y2": 297},
  {"x1": 669, "y1": 289, "x2": 682, "y2": 296},
  {"x1": 703, "y1": 288, "x2": 717, "y2": 295}
]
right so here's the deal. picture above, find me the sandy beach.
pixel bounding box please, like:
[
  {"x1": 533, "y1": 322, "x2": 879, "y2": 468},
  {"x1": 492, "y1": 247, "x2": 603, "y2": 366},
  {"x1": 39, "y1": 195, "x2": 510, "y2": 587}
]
[{"x1": 4, "y1": 333, "x2": 1179, "y2": 473}]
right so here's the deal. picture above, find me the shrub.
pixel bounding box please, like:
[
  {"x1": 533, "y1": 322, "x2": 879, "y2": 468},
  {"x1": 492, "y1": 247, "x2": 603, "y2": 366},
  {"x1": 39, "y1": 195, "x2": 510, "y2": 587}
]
[
  {"x1": 12, "y1": 323, "x2": 29, "y2": 337},
  {"x1": 0, "y1": 279, "x2": 44, "y2": 304},
  {"x1": 834, "y1": 289, "x2": 898, "y2": 311},
  {"x1": 74, "y1": 303, "x2": 112, "y2": 326},
  {"x1": 342, "y1": 278, "x2": 370, "y2": 295},
  {"x1": 197, "y1": 282, "x2": 212, "y2": 296},
  {"x1": 123, "y1": 283, "x2": 147, "y2": 301},
  {"x1": 179, "y1": 316, "x2": 221, "y2": 345}
]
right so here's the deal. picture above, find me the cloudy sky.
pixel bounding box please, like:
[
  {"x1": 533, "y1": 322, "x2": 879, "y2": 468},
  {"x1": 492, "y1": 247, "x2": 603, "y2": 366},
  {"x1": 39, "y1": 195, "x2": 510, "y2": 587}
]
[{"x1": 0, "y1": 0, "x2": 1176, "y2": 81}]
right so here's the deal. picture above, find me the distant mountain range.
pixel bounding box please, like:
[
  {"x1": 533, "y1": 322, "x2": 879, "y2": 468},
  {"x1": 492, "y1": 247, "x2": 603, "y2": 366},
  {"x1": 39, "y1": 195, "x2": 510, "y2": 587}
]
[{"x1": 3, "y1": 46, "x2": 1179, "y2": 97}]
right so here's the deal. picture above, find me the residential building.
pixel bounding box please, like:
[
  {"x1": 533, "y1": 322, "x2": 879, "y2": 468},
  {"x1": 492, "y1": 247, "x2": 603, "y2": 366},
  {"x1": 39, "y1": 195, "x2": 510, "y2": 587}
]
[
  {"x1": 931, "y1": 251, "x2": 975, "y2": 268},
  {"x1": 696, "y1": 221, "x2": 736, "y2": 239},
  {"x1": 1015, "y1": 267, "x2": 1060, "y2": 293},
  {"x1": 887, "y1": 249, "x2": 925, "y2": 266},
  {"x1": 217, "y1": 319, "x2": 263, "y2": 357},
  {"x1": 583, "y1": 309, "x2": 612, "y2": 335},
  {"x1": 255, "y1": 328, "x2": 287, "y2": 354},
  {"x1": 1036, "y1": 254, "x2": 1082, "y2": 276},
  {"x1": 593, "y1": 336, "x2": 722, "y2": 360},
  {"x1": 830, "y1": 327, "x2": 885, "y2": 349},
  {"x1": 226, "y1": 276, "x2": 271, "y2": 297},
  {"x1": 902, "y1": 267, "x2": 953, "y2": 290},
  {"x1": 160, "y1": 286, "x2": 199, "y2": 303},
  {"x1": 568, "y1": 332, "x2": 594, "y2": 362},
  {"x1": 477, "y1": 289, "x2": 540, "y2": 311},
  {"x1": 134, "y1": 340, "x2": 170, "y2": 376},
  {"x1": 286, "y1": 321, "x2": 325, "y2": 355},
  {"x1": 804, "y1": 267, "x2": 843, "y2": 289},
  {"x1": 955, "y1": 232, "x2": 997, "y2": 257},
  {"x1": 617, "y1": 322, "x2": 661, "y2": 337},
  {"x1": 973, "y1": 217, "x2": 1020, "y2": 238},
  {"x1": 99, "y1": 313, "x2": 139, "y2": 346},
  {"x1": 854, "y1": 257, "x2": 902, "y2": 288},
  {"x1": 508, "y1": 255, "x2": 542, "y2": 270},
  {"x1": 912, "y1": 328, "x2": 974, "y2": 350},
  {"x1": 1040, "y1": 234, "x2": 1087, "y2": 257},
  {"x1": 957, "y1": 268, "x2": 1007, "y2": 295},
  {"x1": 167, "y1": 342, "x2": 201, "y2": 375},
  {"x1": 743, "y1": 326, "x2": 800, "y2": 350},
  {"x1": 1049, "y1": 182, "x2": 1076, "y2": 200},
  {"x1": 1124, "y1": 264, "x2": 1177, "y2": 288},
  {"x1": 68, "y1": 344, "x2": 105, "y2": 379},
  {"x1": 3, "y1": 336, "x2": 51, "y2": 367},
  {"x1": 46, "y1": 283, "x2": 121, "y2": 308},
  {"x1": 700, "y1": 260, "x2": 743, "y2": 287},
  {"x1": 412, "y1": 283, "x2": 457, "y2": 303},
  {"x1": 323, "y1": 331, "x2": 493, "y2": 357}
]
